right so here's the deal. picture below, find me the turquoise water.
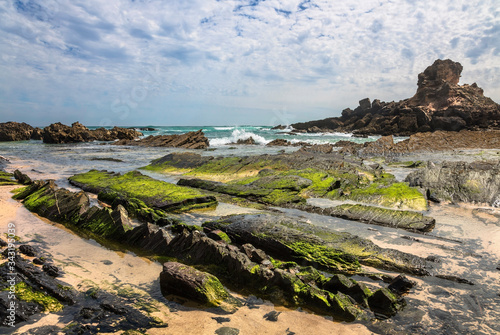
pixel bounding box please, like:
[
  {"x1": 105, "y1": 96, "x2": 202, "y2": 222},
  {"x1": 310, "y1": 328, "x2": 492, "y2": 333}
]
[{"x1": 89, "y1": 125, "x2": 381, "y2": 146}]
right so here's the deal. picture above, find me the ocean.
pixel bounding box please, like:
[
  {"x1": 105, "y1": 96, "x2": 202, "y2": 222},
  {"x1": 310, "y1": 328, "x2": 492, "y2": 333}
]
[{"x1": 122, "y1": 125, "x2": 381, "y2": 146}]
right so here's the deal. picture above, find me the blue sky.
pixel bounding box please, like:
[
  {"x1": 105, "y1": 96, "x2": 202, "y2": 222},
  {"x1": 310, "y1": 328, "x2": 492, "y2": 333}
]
[{"x1": 0, "y1": 0, "x2": 499, "y2": 126}]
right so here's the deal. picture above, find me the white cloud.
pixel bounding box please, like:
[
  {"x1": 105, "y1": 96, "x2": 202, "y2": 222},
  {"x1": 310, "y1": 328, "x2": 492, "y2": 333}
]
[{"x1": 0, "y1": 0, "x2": 498, "y2": 126}]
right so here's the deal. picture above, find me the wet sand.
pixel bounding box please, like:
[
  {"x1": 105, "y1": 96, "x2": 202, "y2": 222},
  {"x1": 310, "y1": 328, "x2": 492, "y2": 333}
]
[{"x1": 0, "y1": 186, "x2": 373, "y2": 335}]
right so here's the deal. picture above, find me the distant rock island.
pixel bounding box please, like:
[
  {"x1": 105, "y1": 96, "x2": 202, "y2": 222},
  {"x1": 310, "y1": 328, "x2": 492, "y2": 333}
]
[{"x1": 284, "y1": 59, "x2": 500, "y2": 135}]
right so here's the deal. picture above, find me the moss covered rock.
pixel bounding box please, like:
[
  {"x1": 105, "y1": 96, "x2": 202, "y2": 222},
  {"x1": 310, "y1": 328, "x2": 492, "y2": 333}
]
[
  {"x1": 326, "y1": 204, "x2": 435, "y2": 232},
  {"x1": 178, "y1": 178, "x2": 305, "y2": 206},
  {"x1": 368, "y1": 287, "x2": 404, "y2": 317},
  {"x1": 0, "y1": 171, "x2": 18, "y2": 186},
  {"x1": 69, "y1": 169, "x2": 217, "y2": 213},
  {"x1": 159, "y1": 262, "x2": 230, "y2": 307},
  {"x1": 204, "y1": 214, "x2": 429, "y2": 276}
]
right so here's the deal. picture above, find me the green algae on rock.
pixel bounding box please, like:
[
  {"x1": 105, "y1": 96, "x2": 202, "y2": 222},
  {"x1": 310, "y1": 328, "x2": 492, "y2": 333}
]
[
  {"x1": 147, "y1": 152, "x2": 427, "y2": 211},
  {"x1": 0, "y1": 171, "x2": 18, "y2": 186},
  {"x1": 326, "y1": 204, "x2": 435, "y2": 232},
  {"x1": 14, "y1": 282, "x2": 64, "y2": 312},
  {"x1": 159, "y1": 261, "x2": 232, "y2": 308},
  {"x1": 69, "y1": 169, "x2": 217, "y2": 213},
  {"x1": 178, "y1": 178, "x2": 305, "y2": 206},
  {"x1": 203, "y1": 214, "x2": 429, "y2": 276}
]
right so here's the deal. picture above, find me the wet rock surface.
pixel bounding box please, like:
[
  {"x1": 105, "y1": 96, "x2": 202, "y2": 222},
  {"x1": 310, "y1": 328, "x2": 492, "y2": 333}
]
[
  {"x1": 405, "y1": 161, "x2": 500, "y2": 205},
  {"x1": 114, "y1": 129, "x2": 209, "y2": 149},
  {"x1": 290, "y1": 59, "x2": 500, "y2": 135}
]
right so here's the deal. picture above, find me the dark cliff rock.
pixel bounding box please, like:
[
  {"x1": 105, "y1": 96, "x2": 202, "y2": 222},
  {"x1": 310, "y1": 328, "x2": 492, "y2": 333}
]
[
  {"x1": 113, "y1": 129, "x2": 209, "y2": 149},
  {"x1": 42, "y1": 122, "x2": 142, "y2": 144},
  {"x1": 290, "y1": 59, "x2": 500, "y2": 135},
  {"x1": 0, "y1": 122, "x2": 42, "y2": 141}
]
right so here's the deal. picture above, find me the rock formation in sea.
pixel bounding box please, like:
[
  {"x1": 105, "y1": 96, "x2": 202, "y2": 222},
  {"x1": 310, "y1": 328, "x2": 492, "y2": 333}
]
[
  {"x1": 42, "y1": 122, "x2": 142, "y2": 144},
  {"x1": 113, "y1": 129, "x2": 209, "y2": 149},
  {"x1": 288, "y1": 59, "x2": 500, "y2": 135},
  {"x1": 0, "y1": 122, "x2": 43, "y2": 141}
]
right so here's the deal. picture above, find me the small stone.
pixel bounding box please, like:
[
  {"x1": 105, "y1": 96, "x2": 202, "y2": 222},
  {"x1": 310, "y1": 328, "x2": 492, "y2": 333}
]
[
  {"x1": 101, "y1": 260, "x2": 113, "y2": 265},
  {"x1": 0, "y1": 239, "x2": 7, "y2": 248},
  {"x1": 368, "y1": 288, "x2": 403, "y2": 317},
  {"x1": 388, "y1": 275, "x2": 416, "y2": 295},
  {"x1": 215, "y1": 327, "x2": 240, "y2": 335},
  {"x1": 42, "y1": 264, "x2": 60, "y2": 277},
  {"x1": 19, "y1": 244, "x2": 37, "y2": 257},
  {"x1": 212, "y1": 317, "x2": 231, "y2": 324},
  {"x1": 263, "y1": 311, "x2": 281, "y2": 322},
  {"x1": 33, "y1": 258, "x2": 46, "y2": 265}
]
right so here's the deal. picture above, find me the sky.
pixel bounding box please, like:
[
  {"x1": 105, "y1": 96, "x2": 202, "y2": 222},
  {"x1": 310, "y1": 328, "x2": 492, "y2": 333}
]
[{"x1": 0, "y1": 0, "x2": 499, "y2": 127}]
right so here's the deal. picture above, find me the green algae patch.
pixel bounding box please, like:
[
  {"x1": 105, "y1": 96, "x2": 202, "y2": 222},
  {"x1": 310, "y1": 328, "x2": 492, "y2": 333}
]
[
  {"x1": 327, "y1": 204, "x2": 436, "y2": 232},
  {"x1": 0, "y1": 171, "x2": 18, "y2": 185},
  {"x1": 286, "y1": 241, "x2": 361, "y2": 273},
  {"x1": 69, "y1": 170, "x2": 217, "y2": 213},
  {"x1": 198, "y1": 275, "x2": 230, "y2": 307},
  {"x1": 14, "y1": 282, "x2": 64, "y2": 312},
  {"x1": 178, "y1": 178, "x2": 306, "y2": 206},
  {"x1": 159, "y1": 262, "x2": 234, "y2": 309},
  {"x1": 349, "y1": 182, "x2": 427, "y2": 211}
]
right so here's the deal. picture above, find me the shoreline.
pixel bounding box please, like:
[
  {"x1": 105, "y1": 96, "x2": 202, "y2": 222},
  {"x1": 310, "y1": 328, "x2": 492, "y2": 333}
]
[
  {"x1": 0, "y1": 185, "x2": 373, "y2": 335},
  {"x1": 1, "y1": 134, "x2": 499, "y2": 334}
]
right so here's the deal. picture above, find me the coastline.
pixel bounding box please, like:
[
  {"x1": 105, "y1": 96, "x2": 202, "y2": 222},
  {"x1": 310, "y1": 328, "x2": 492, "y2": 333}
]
[
  {"x1": 0, "y1": 126, "x2": 499, "y2": 334},
  {"x1": 0, "y1": 185, "x2": 373, "y2": 335}
]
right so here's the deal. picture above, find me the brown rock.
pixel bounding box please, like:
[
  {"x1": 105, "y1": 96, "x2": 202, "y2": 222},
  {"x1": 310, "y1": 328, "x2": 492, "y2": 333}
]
[
  {"x1": 114, "y1": 130, "x2": 209, "y2": 149},
  {"x1": 361, "y1": 130, "x2": 500, "y2": 156},
  {"x1": 417, "y1": 59, "x2": 462, "y2": 89},
  {"x1": 42, "y1": 122, "x2": 142, "y2": 144},
  {"x1": 288, "y1": 59, "x2": 500, "y2": 135},
  {"x1": 298, "y1": 143, "x2": 334, "y2": 154},
  {"x1": 267, "y1": 139, "x2": 291, "y2": 146},
  {"x1": 235, "y1": 137, "x2": 256, "y2": 145},
  {"x1": 0, "y1": 122, "x2": 37, "y2": 141}
]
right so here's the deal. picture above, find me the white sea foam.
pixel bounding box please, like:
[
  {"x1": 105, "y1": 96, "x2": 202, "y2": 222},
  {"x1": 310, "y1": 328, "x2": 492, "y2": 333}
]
[
  {"x1": 210, "y1": 129, "x2": 270, "y2": 146},
  {"x1": 213, "y1": 126, "x2": 235, "y2": 130}
]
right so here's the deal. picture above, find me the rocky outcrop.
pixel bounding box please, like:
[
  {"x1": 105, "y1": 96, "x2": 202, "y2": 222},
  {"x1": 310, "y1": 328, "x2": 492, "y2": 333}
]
[
  {"x1": 290, "y1": 59, "x2": 500, "y2": 135},
  {"x1": 0, "y1": 122, "x2": 43, "y2": 141},
  {"x1": 405, "y1": 161, "x2": 500, "y2": 206},
  {"x1": 42, "y1": 122, "x2": 142, "y2": 144},
  {"x1": 359, "y1": 130, "x2": 500, "y2": 156},
  {"x1": 159, "y1": 262, "x2": 231, "y2": 307},
  {"x1": 113, "y1": 130, "x2": 209, "y2": 149}
]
